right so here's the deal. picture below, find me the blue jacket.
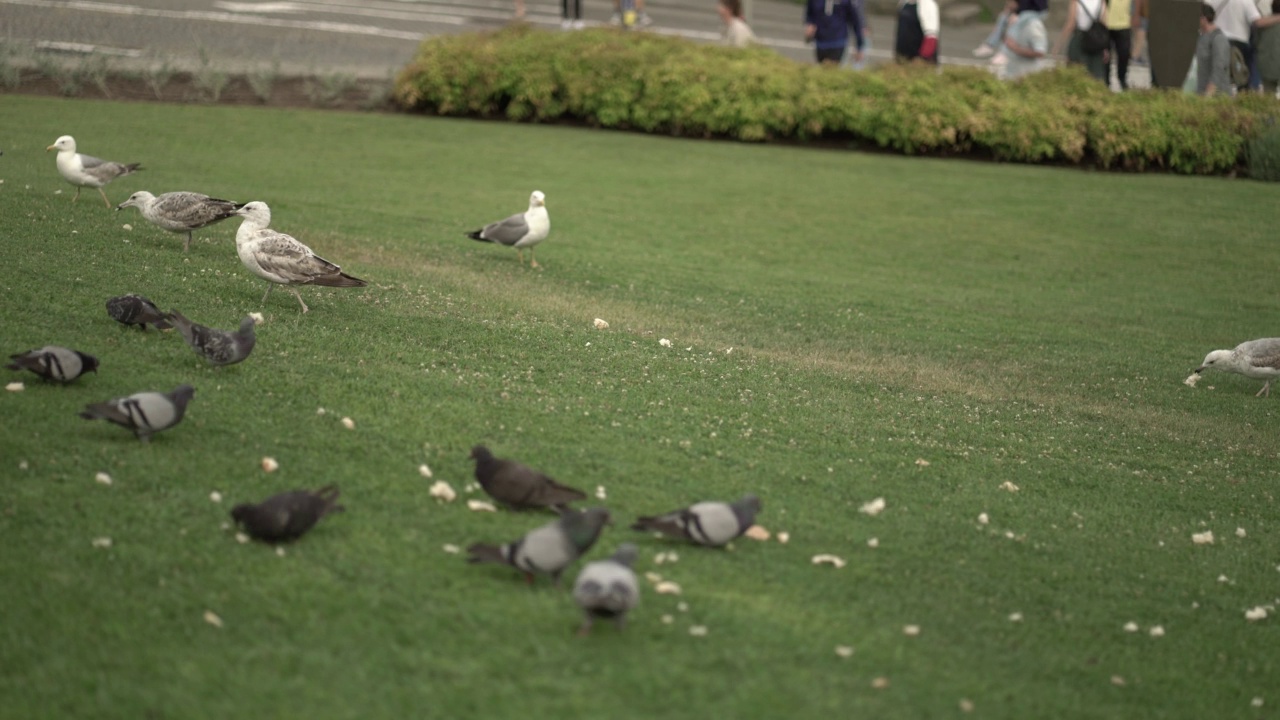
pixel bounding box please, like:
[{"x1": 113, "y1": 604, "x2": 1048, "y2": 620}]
[{"x1": 805, "y1": 0, "x2": 865, "y2": 51}]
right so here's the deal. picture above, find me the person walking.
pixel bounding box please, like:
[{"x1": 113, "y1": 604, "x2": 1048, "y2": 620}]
[
  {"x1": 562, "y1": 0, "x2": 584, "y2": 29},
  {"x1": 719, "y1": 0, "x2": 758, "y2": 46},
  {"x1": 1053, "y1": 0, "x2": 1109, "y2": 83},
  {"x1": 1104, "y1": 0, "x2": 1133, "y2": 88},
  {"x1": 895, "y1": 0, "x2": 941, "y2": 63},
  {"x1": 1209, "y1": 0, "x2": 1261, "y2": 90},
  {"x1": 804, "y1": 0, "x2": 867, "y2": 65},
  {"x1": 1197, "y1": 3, "x2": 1233, "y2": 94}
]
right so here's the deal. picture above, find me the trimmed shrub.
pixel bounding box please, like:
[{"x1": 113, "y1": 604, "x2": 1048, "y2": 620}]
[{"x1": 394, "y1": 26, "x2": 1280, "y2": 176}]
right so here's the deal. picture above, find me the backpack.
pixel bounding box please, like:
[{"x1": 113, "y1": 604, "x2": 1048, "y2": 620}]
[
  {"x1": 1230, "y1": 44, "x2": 1250, "y2": 86},
  {"x1": 1080, "y1": 0, "x2": 1111, "y2": 54}
]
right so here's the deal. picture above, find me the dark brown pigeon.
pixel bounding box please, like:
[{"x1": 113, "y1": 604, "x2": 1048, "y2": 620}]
[
  {"x1": 7, "y1": 346, "x2": 99, "y2": 382},
  {"x1": 469, "y1": 445, "x2": 587, "y2": 511},
  {"x1": 231, "y1": 485, "x2": 344, "y2": 543},
  {"x1": 106, "y1": 294, "x2": 172, "y2": 330}
]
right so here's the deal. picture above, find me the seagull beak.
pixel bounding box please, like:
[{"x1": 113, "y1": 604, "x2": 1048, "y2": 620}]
[
  {"x1": 45, "y1": 144, "x2": 56, "y2": 152},
  {"x1": 1194, "y1": 366, "x2": 1205, "y2": 374}
]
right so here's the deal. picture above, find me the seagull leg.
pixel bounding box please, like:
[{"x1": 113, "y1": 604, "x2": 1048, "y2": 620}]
[
  {"x1": 516, "y1": 249, "x2": 525, "y2": 265},
  {"x1": 261, "y1": 283, "x2": 274, "y2": 304},
  {"x1": 530, "y1": 248, "x2": 540, "y2": 269},
  {"x1": 576, "y1": 618, "x2": 594, "y2": 637},
  {"x1": 72, "y1": 187, "x2": 81, "y2": 203},
  {"x1": 184, "y1": 231, "x2": 192, "y2": 253},
  {"x1": 98, "y1": 187, "x2": 112, "y2": 208},
  {"x1": 1257, "y1": 381, "x2": 1272, "y2": 398},
  {"x1": 291, "y1": 288, "x2": 309, "y2": 314}
]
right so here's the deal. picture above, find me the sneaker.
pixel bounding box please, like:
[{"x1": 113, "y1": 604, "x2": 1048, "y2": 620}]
[
  {"x1": 638, "y1": 12, "x2": 652, "y2": 26},
  {"x1": 973, "y1": 44, "x2": 995, "y2": 58},
  {"x1": 561, "y1": 19, "x2": 573, "y2": 29},
  {"x1": 572, "y1": 19, "x2": 586, "y2": 29},
  {"x1": 990, "y1": 52, "x2": 1007, "y2": 66},
  {"x1": 609, "y1": 12, "x2": 621, "y2": 25}
]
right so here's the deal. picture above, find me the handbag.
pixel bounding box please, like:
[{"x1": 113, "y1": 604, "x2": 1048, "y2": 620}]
[{"x1": 1080, "y1": 0, "x2": 1110, "y2": 53}]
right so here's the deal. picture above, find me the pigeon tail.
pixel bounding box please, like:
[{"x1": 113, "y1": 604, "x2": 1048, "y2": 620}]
[
  {"x1": 466, "y1": 543, "x2": 508, "y2": 565},
  {"x1": 313, "y1": 484, "x2": 345, "y2": 516},
  {"x1": 466, "y1": 230, "x2": 493, "y2": 243},
  {"x1": 310, "y1": 272, "x2": 367, "y2": 289}
]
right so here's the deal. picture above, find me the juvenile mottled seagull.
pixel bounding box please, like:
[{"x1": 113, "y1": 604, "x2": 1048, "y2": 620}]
[
  {"x1": 164, "y1": 310, "x2": 256, "y2": 366},
  {"x1": 117, "y1": 191, "x2": 242, "y2": 252},
  {"x1": 465, "y1": 190, "x2": 550, "y2": 268},
  {"x1": 6, "y1": 346, "x2": 99, "y2": 383},
  {"x1": 467, "y1": 507, "x2": 611, "y2": 587},
  {"x1": 231, "y1": 485, "x2": 345, "y2": 543},
  {"x1": 79, "y1": 384, "x2": 195, "y2": 442},
  {"x1": 233, "y1": 201, "x2": 367, "y2": 313},
  {"x1": 572, "y1": 543, "x2": 640, "y2": 636},
  {"x1": 106, "y1": 294, "x2": 172, "y2": 330},
  {"x1": 46, "y1": 135, "x2": 141, "y2": 207},
  {"x1": 631, "y1": 494, "x2": 762, "y2": 547},
  {"x1": 1196, "y1": 338, "x2": 1280, "y2": 397}
]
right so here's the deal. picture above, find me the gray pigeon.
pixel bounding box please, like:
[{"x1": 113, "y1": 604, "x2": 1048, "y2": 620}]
[
  {"x1": 7, "y1": 346, "x2": 99, "y2": 382},
  {"x1": 631, "y1": 494, "x2": 762, "y2": 547},
  {"x1": 78, "y1": 384, "x2": 195, "y2": 442},
  {"x1": 116, "y1": 191, "x2": 243, "y2": 252},
  {"x1": 1196, "y1": 337, "x2": 1280, "y2": 397},
  {"x1": 470, "y1": 445, "x2": 587, "y2": 511},
  {"x1": 106, "y1": 294, "x2": 172, "y2": 330},
  {"x1": 231, "y1": 485, "x2": 344, "y2": 543},
  {"x1": 467, "y1": 507, "x2": 611, "y2": 586},
  {"x1": 165, "y1": 310, "x2": 256, "y2": 366},
  {"x1": 465, "y1": 190, "x2": 550, "y2": 268},
  {"x1": 572, "y1": 543, "x2": 640, "y2": 636}
]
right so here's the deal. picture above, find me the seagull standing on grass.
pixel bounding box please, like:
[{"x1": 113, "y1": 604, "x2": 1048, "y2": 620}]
[
  {"x1": 117, "y1": 191, "x2": 243, "y2": 252},
  {"x1": 233, "y1": 201, "x2": 367, "y2": 313},
  {"x1": 46, "y1": 135, "x2": 141, "y2": 207},
  {"x1": 465, "y1": 190, "x2": 550, "y2": 268},
  {"x1": 1195, "y1": 338, "x2": 1280, "y2": 397}
]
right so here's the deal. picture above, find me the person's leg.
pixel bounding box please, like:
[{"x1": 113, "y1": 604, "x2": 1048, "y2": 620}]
[
  {"x1": 1115, "y1": 28, "x2": 1131, "y2": 89},
  {"x1": 984, "y1": 10, "x2": 1010, "y2": 46}
]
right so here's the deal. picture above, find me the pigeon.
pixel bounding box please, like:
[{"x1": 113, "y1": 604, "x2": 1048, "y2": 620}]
[
  {"x1": 572, "y1": 543, "x2": 640, "y2": 636},
  {"x1": 467, "y1": 507, "x2": 611, "y2": 586},
  {"x1": 46, "y1": 135, "x2": 141, "y2": 207},
  {"x1": 231, "y1": 485, "x2": 345, "y2": 543},
  {"x1": 1196, "y1": 338, "x2": 1280, "y2": 397},
  {"x1": 233, "y1": 201, "x2": 367, "y2": 313},
  {"x1": 78, "y1": 384, "x2": 195, "y2": 442},
  {"x1": 631, "y1": 494, "x2": 762, "y2": 547},
  {"x1": 465, "y1": 190, "x2": 550, "y2": 268},
  {"x1": 106, "y1": 294, "x2": 172, "y2": 330},
  {"x1": 164, "y1": 310, "x2": 256, "y2": 366},
  {"x1": 470, "y1": 445, "x2": 587, "y2": 511},
  {"x1": 116, "y1": 191, "x2": 243, "y2": 252},
  {"x1": 6, "y1": 346, "x2": 99, "y2": 382}
]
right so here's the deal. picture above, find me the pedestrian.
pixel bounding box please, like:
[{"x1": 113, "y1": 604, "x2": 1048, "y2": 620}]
[
  {"x1": 1256, "y1": 3, "x2": 1280, "y2": 94},
  {"x1": 612, "y1": 0, "x2": 653, "y2": 26},
  {"x1": 895, "y1": 0, "x2": 940, "y2": 63},
  {"x1": 804, "y1": 0, "x2": 867, "y2": 65},
  {"x1": 515, "y1": 0, "x2": 525, "y2": 19},
  {"x1": 562, "y1": 0, "x2": 584, "y2": 29},
  {"x1": 1053, "y1": 0, "x2": 1109, "y2": 83},
  {"x1": 718, "y1": 0, "x2": 758, "y2": 46},
  {"x1": 1104, "y1": 0, "x2": 1133, "y2": 88},
  {"x1": 1001, "y1": 0, "x2": 1054, "y2": 78},
  {"x1": 1197, "y1": 2, "x2": 1233, "y2": 94},
  {"x1": 1208, "y1": 0, "x2": 1261, "y2": 91}
]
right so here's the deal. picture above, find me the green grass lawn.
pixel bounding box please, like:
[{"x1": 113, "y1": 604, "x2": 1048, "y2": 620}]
[{"x1": 1, "y1": 95, "x2": 1277, "y2": 719}]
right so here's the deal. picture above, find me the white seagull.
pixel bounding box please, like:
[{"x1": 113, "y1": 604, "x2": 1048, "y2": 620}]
[
  {"x1": 233, "y1": 201, "x2": 367, "y2": 313},
  {"x1": 1196, "y1": 338, "x2": 1280, "y2": 397},
  {"x1": 117, "y1": 191, "x2": 243, "y2": 252},
  {"x1": 465, "y1": 190, "x2": 550, "y2": 268},
  {"x1": 46, "y1": 135, "x2": 141, "y2": 207}
]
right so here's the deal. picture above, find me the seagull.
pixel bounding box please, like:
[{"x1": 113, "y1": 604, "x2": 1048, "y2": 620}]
[
  {"x1": 465, "y1": 190, "x2": 550, "y2": 268},
  {"x1": 46, "y1": 135, "x2": 141, "y2": 207},
  {"x1": 117, "y1": 191, "x2": 243, "y2": 252},
  {"x1": 1196, "y1": 338, "x2": 1280, "y2": 397},
  {"x1": 233, "y1": 201, "x2": 367, "y2": 313}
]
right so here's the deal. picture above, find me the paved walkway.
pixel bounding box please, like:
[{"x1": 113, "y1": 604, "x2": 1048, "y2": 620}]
[{"x1": 2, "y1": 0, "x2": 1149, "y2": 88}]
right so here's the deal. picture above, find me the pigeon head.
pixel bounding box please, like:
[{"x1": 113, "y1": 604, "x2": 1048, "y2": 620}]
[
  {"x1": 46, "y1": 135, "x2": 75, "y2": 153},
  {"x1": 116, "y1": 191, "x2": 155, "y2": 212},
  {"x1": 235, "y1": 201, "x2": 272, "y2": 227},
  {"x1": 230, "y1": 504, "x2": 253, "y2": 524},
  {"x1": 529, "y1": 191, "x2": 546, "y2": 209},
  {"x1": 470, "y1": 445, "x2": 494, "y2": 462},
  {"x1": 562, "y1": 507, "x2": 612, "y2": 551},
  {"x1": 78, "y1": 352, "x2": 101, "y2": 374},
  {"x1": 611, "y1": 543, "x2": 639, "y2": 567},
  {"x1": 238, "y1": 316, "x2": 257, "y2": 337},
  {"x1": 739, "y1": 494, "x2": 762, "y2": 514},
  {"x1": 169, "y1": 384, "x2": 196, "y2": 411}
]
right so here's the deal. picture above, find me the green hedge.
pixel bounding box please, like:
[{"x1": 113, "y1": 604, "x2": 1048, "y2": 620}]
[{"x1": 394, "y1": 25, "x2": 1280, "y2": 176}]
